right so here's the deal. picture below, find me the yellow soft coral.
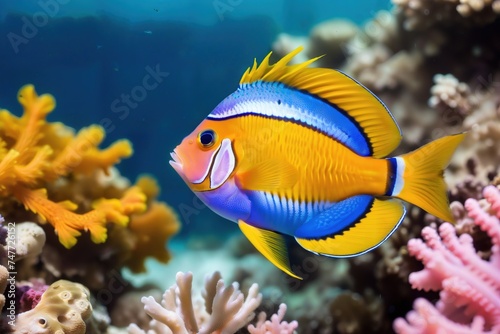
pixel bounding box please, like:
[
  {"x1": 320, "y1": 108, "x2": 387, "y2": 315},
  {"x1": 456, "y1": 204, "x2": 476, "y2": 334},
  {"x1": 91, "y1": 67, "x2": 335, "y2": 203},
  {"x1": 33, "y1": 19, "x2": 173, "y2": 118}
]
[
  {"x1": 126, "y1": 176, "x2": 180, "y2": 273},
  {"x1": 0, "y1": 84, "x2": 146, "y2": 248}
]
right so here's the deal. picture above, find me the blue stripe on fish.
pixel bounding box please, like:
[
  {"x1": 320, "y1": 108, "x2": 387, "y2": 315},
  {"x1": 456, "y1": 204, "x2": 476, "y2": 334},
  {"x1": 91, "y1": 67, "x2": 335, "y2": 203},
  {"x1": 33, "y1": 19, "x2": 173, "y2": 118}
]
[
  {"x1": 245, "y1": 191, "x2": 334, "y2": 235},
  {"x1": 294, "y1": 195, "x2": 374, "y2": 239},
  {"x1": 208, "y1": 81, "x2": 372, "y2": 156},
  {"x1": 386, "y1": 157, "x2": 398, "y2": 196}
]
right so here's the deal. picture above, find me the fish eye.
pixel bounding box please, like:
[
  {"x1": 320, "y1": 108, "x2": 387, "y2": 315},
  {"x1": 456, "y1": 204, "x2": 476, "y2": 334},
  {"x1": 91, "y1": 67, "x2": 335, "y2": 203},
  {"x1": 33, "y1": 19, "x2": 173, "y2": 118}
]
[{"x1": 198, "y1": 129, "x2": 216, "y2": 148}]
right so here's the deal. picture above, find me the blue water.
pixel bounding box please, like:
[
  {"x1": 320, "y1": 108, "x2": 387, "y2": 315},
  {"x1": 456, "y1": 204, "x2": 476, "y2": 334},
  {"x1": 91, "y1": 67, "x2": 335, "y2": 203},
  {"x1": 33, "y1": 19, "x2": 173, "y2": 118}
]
[{"x1": 0, "y1": 0, "x2": 391, "y2": 239}]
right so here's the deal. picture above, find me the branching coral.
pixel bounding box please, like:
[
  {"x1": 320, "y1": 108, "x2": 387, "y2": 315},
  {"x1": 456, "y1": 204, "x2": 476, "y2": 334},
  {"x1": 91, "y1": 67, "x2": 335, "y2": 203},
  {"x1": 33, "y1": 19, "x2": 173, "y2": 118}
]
[
  {"x1": 429, "y1": 73, "x2": 478, "y2": 116},
  {"x1": 128, "y1": 271, "x2": 264, "y2": 334},
  {"x1": 16, "y1": 279, "x2": 93, "y2": 334},
  {"x1": 0, "y1": 84, "x2": 146, "y2": 248},
  {"x1": 393, "y1": 185, "x2": 500, "y2": 333},
  {"x1": 33, "y1": 174, "x2": 180, "y2": 289},
  {"x1": 248, "y1": 303, "x2": 298, "y2": 334}
]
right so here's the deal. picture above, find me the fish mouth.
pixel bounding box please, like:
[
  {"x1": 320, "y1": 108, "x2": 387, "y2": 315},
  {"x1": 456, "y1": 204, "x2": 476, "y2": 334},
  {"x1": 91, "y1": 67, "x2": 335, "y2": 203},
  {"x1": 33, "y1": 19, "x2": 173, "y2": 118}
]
[{"x1": 169, "y1": 149, "x2": 184, "y2": 174}]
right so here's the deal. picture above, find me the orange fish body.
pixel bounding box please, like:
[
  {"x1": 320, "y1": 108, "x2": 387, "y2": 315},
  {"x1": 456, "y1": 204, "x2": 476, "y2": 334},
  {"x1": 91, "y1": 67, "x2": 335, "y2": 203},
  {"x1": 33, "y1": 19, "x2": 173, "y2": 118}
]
[{"x1": 170, "y1": 48, "x2": 464, "y2": 279}]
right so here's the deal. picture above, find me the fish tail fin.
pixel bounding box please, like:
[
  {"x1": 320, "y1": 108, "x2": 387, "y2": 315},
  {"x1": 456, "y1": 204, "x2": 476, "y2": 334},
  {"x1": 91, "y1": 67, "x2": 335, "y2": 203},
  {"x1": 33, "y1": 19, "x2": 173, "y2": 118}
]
[{"x1": 387, "y1": 133, "x2": 466, "y2": 222}]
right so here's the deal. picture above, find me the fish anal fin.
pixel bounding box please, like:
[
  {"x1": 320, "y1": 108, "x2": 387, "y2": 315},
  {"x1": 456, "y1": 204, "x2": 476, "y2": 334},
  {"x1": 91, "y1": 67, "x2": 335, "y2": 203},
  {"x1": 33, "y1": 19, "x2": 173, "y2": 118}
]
[
  {"x1": 236, "y1": 158, "x2": 298, "y2": 191},
  {"x1": 295, "y1": 198, "x2": 405, "y2": 257},
  {"x1": 238, "y1": 220, "x2": 302, "y2": 279}
]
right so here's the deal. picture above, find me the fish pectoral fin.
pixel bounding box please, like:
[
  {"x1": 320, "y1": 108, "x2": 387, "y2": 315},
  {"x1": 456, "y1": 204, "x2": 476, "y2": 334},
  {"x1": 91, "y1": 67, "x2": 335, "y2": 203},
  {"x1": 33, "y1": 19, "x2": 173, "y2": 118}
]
[
  {"x1": 236, "y1": 158, "x2": 298, "y2": 191},
  {"x1": 238, "y1": 220, "x2": 302, "y2": 280},
  {"x1": 295, "y1": 196, "x2": 405, "y2": 257}
]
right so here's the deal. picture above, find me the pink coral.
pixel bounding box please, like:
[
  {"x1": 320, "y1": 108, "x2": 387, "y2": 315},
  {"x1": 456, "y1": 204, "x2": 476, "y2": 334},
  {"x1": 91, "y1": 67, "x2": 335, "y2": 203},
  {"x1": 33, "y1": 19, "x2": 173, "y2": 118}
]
[
  {"x1": 394, "y1": 185, "x2": 500, "y2": 333},
  {"x1": 248, "y1": 303, "x2": 298, "y2": 334},
  {"x1": 19, "y1": 280, "x2": 48, "y2": 313}
]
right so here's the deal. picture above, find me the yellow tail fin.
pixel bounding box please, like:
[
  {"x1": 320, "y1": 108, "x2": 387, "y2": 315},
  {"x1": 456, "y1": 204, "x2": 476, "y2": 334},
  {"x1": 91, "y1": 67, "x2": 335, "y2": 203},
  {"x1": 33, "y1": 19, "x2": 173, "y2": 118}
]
[{"x1": 395, "y1": 133, "x2": 465, "y2": 222}]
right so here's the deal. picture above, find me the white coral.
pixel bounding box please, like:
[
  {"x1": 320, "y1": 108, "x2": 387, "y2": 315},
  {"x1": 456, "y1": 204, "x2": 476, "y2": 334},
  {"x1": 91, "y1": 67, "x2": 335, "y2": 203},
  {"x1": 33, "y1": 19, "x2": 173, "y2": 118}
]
[
  {"x1": 429, "y1": 74, "x2": 477, "y2": 115},
  {"x1": 15, "y1": 221, "x2": 46, "y2": 262},
  {"x1": 128, "y1": 271, "x2": 262, "y2": 334}
]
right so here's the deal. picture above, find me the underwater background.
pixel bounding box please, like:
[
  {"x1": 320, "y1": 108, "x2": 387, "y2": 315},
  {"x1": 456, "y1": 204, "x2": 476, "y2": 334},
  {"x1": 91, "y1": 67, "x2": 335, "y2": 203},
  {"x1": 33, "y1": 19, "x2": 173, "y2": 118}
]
[
  {"x1": 1, "y1": 0, "x2": 499, "y2": 333},
  {"x1": 0, "y1": 0, "x2": 390, "y2": 240}
]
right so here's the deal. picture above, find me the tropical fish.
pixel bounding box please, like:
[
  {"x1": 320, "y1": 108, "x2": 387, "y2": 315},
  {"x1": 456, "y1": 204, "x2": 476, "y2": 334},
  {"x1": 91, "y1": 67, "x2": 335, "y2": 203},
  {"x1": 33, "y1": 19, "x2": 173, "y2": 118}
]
[{"x1": 169, "y1": 47, "x2": 465, "y2": 279}]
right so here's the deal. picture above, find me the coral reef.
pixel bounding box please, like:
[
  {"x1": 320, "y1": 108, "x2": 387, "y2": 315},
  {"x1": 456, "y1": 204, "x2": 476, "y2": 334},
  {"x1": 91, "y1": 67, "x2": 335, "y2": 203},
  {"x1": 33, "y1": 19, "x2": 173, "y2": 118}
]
[
  {"x1": 32, "y1": 173, "x2": 180, "y2": 290},
  {"x1": 125, "y1": 177, "x2": 181, "y2": 273},
  {"x1": 110, "y1": 288, "x2": 163, "y2": 329},
  {"x1": 1, "y1": 2, "x2": 499, "y2": 333},
  {"x1": 429, "y1": 73, "x2": 478, "y2": 116},
  {"x1": 14, "y1": 222, "x2": 46, "y2": 263},
  {"x1": 0, "y1": 85, "x2": 146, "y2": 248},
  {"x1": 393, "y1": 0, "x2": 500, "y2": 30},
  {"x1": 0, "y1": 84, "x2": 180, "y2": 292},
  {"x1": 128, "y1": 271, "x2": 264, "y2": 334},
  {"x1": 15, "y1": 279, "x2": 93, "y2": 334},
  {"x1": 18, "y1": 281, "x2": 48, "y2": 313},
  {"x1": 272, "y1": 18, "x2": 358, "y2": 68},
  {"x1": 393, "y1": 185, "x2": 500, "y2": 333},
  {"x1": 0, "y1": 262, "x2": 7, "y2": 311},
  {"x1": 0, "y1": 85, "x2": 181, "y2": 334},
  {"x1": 248, "y1": 303, "x2": 298, "y2": 334}
]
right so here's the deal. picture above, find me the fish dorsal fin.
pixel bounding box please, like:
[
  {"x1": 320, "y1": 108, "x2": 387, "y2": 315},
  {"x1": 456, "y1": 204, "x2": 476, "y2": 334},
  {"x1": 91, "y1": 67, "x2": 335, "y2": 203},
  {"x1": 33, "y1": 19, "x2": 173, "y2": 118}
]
[
  {"x1": 240, "y1": 47, "x2": 402, "y2": 158},
  {"x1": 240, "y1": 47, "x2": 321, "y2": 86},
  {"x1": 238, "y1": 220, "x2": 302, "y2": 279}
]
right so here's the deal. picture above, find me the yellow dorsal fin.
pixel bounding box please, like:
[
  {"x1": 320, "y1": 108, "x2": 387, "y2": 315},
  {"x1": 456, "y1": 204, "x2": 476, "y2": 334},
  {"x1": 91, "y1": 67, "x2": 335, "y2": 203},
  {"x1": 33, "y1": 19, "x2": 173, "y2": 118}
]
[
  {"x1": 240, "y1": 46, "x2": 321, "y2": 85},
  {"x1": 239, "y1": 47, "x2": 402, "y2": 158},
  {"x1": 238, "y1": 220, "x2": 301, "y2": 279}
]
